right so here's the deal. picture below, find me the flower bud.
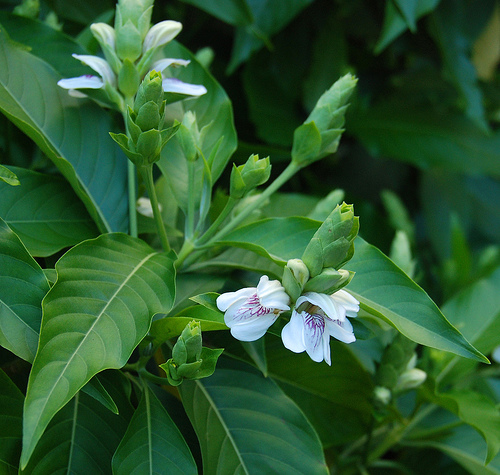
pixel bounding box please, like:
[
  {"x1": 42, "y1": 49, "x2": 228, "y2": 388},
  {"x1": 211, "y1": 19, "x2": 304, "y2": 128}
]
[
  {"x1": 134, "y1": 70, "x2": 164, "y2": 113},
  {"x1": 304, "y1": 268, "x2": 353, "y2": 294},
  {"x1": 302, "y1": 202, "x2": 359, "y2": 277},
  {"x1": 118, "y1": 59, "x2": 140, "y2": 97},
  {"x1": 176, "y1": 111, "x2": 200, "y2": 162},
  {"x1": 142, "y1": 20, "x2": 182, "y2": 54},
  {"x1": 116, "y1": 20, "x2": 143, "y2": 62},
  {"x1": 90, "y1": 23, "x2": 122, "y2": 74},
  {"x1": 282, "y1": 259, "x2": 309, "y2": 302},
  {"x1": 291, "y1": 74, "x2": 357, "y2": 167},
  {"x1": 115, "y1": 0, "x2": 153, "y2": 40},
  {"x1": 230, "y1": 154, "x2": 271, "y2": 199},
  {"x1": 394, "y1": 368, "x2": 427, "y2": 392}
]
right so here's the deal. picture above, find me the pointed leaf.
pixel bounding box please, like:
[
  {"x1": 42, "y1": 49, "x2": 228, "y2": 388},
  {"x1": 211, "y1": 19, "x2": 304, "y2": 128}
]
[
  {"x1": 345, "y1": 238, "x2": 487, "y2": 362},
  {"x1": 112, "y1": 384, "x2": 197, "y2": 475},
  {"x1": 179, "y1": 359, "x2": 329, "y2": 474},
  {"x1": 0, "y1": 369, "x2": 24, "y2": 474},
  {"x1": 21, "y1": 234, "x2": 176, "y2": 468},
  {"x1": 0, "y1": 27, "x2": 128, "y2": 233},
  {"x1": 23, "y1": 373, "x2": 133, "y2": 474},
  {"x1": 0, "y1": 167, "x2": 98, "y2": 257},
  {"x1": 179, "y1": 0, "x2": 254, "y2": 26},
  {"x1": 0, "y1": 217, "x2": 49, "y2": 362}
]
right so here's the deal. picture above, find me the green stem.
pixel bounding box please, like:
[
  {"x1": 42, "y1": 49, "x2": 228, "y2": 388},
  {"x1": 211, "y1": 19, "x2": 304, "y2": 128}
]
[
  {"x1": 197, "y1": 196, "x2": 238, "y2": 246},
  {"x1": 139, "y1": 368, "x2": 170, "y2": 385},
  {"x1": 140, "y1": 164, "x2": 171, "y2": 253},
  {"x1": 128, "y1": 160, "x2": 138, "y2": 238},
  {"x1": 185, "y1": 160, "x2": 196, "y2": 240}
]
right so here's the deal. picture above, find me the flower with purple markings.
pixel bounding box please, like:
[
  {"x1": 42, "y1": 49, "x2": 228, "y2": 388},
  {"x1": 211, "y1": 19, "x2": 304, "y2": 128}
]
[
  {"x1": 281, "y1": 290, "x2": 359, "y2": 365},
  {"x1": 216, "y1": 276, "x2": 290, "y2": 342}
]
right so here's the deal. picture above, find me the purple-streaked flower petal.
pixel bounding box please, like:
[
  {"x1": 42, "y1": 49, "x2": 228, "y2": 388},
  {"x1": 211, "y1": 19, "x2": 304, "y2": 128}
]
[
  {"x1": 57, "y1": 75, "x2": 104, "y2": 90},
  {"x1": 257, "y1": 275, "x2": 290, "y2": 310},
  {"x1": 229, "y1": 312, "x2": 278, "y2": 341},
  {"x1": 162, "y1": 78, "x2": 207, "y2": 96}
]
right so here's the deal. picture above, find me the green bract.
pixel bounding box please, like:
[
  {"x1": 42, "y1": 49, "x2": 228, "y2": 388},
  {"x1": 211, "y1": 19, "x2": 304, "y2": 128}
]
[{"x1": 230, "y1": 154, "x2": 271, "y2": 199}]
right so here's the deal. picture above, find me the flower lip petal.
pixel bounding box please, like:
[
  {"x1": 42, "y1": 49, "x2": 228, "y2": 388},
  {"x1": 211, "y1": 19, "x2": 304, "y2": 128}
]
[
  {"x1": 229, "y1": 312, "x2": 278, "y2": 341},
  {"x1": 162, "y1": 78, "x2": 207, "y2": 96},
  {"x1": 257, "y1": 275, "x2": 290, "y2": 311},
  {"x1": 153, "y1": 58, "x2": 191, "y2": 73},
  {"x1": 324, "y1": 317, "x2": 356, "y2": 344},
  {"x1": 281, "y1": 311, "x2": 307, "y2": 353},
  {"x1": 57, "y1": 75, "x2": 104, "y2": 90},
  {"x1": 72, "y1": 54, "x2": 115, "y2": 86},
  {"x1": 216, "y1": 287, "x2": 255, "y2": 312},
  {"x1": 297, "y1": 292, "x2": 346, "y2": 322},
  {"x1": 331, "y1": 289, "x2": 360, "y2": 316}
]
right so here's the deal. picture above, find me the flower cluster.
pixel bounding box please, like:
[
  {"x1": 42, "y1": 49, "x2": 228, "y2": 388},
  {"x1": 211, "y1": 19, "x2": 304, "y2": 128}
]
[
  {"x1": 216, "y1": 275, "x2": 359, "y2": 365},
  {"x1": 57, "y1": 0, "x2": 206, "y2": 109}
]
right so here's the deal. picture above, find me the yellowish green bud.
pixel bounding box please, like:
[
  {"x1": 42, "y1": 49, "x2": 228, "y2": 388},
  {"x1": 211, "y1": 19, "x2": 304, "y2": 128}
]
[
  {"x1": 304, "y1": 268, "x2": 353, "y2": 294},
  {"x1": 230, "y1": 154, "x2": 271, "y2": 199},
  {"x1": 282, "y1": 259, "x2": 310, "y2": 302},
  {"x1": 394, "y1": 368, "x2": 427, "y2": 392}
]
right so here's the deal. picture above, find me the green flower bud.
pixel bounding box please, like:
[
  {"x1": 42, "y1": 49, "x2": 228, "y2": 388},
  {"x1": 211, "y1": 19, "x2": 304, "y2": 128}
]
[
  {"x1": 302, "y1": 202, "x2": 359, "y2": 277},
  {"x1": 230, "y1": 154, "x2": 271, "y2": 199},
  {"x1": 179, "y1": 320, "x2": 203, "y2": 363},
  {"x1": 116, "y1": 20, "x2": 143, "y2": 62},
  {"x1": 136, "y1": 129, "x2": 161, "y2": 163},
  {"x1": 373, "y1": 386, "x2": 392, "y2": 407},
  {"x1": 394, "y1": 368, "x2": 427, "y2": 393},
  {"x1": 134, "y1": 70, "x2": 164, "y2": 114},
  {"x1": 176, "y1": 112, "x2": 199, "y2": 162},
  {"x1": 135, "y1": 101, "x2": 162, "y2": 131},
  {"x1": 282, "y1": 259, "x2": 310, "y2": 302},
  {"x1": 304, "y1": 268, "x2": 353, "y2": 294},
  {"x1": 90, "y1": 23, "x2": 122, "y2": 74},
  {"x1": 118, "y1": 59, "x2": 140, "y2": 97},
  {"x1": 115, "y1": 0, "x2": 153, "y2": 39},
  {"x1": 292, "y1": 74, "x2": 357, "y2": 167}
]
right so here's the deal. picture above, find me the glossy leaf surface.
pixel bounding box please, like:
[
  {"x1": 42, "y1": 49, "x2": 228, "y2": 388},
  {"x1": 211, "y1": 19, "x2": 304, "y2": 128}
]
[
  {"x1": 0, "y1": 167, "x2": 98, "y2": 257},
  {"x1": 0, "y1": 218, "x2": 49, "y2": 362},
  {"x1": 180, "y1": 359, "x2": 328, "y2": 474},
  {"x1": 21, "y1": 234, "x2": 176, "y2": 468}
]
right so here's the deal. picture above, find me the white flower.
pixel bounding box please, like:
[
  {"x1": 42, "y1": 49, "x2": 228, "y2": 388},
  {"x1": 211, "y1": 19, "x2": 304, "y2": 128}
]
[
  {"x1": 281, "y1": 290, "x2": 359, "y2": 365},
  {"x1": 217, "y1": 275, "x2": 290, "y2": 342},
  {"x1": 152, "y1": 59, "x2": 208, "y2": 97},
  {"x1": 57, "y1": 54, "x2": 116, "y2": 94}
]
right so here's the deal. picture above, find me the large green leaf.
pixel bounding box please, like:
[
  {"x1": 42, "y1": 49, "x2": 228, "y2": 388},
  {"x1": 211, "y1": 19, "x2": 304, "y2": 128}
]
[
  {"x1": 345, "y1": 238, "x2": 487, "y2": 362},
  {"x1": 0, "y1": 369, "x2": 24, "y2": 474},
  {"x1": 0, "y1": 167, "x2": 98, "y2": 257},
  {"x1": 436, "y1": 266, "x2": 500, "y2": 385},
  {"x1": 22, "y1": 379, "x2": 132, "y2": 474},
  {"x1": 0, "y1": 27, "x2": 128, "y2": 233},
  {"x1": 217, "y1": 216, "x2": 320, "y2": 265},
  {"x1": 265, "y1": 338, "x2": 374, "y2": 447},
  {"x1": 349, "y1": 100, "x2": 500, "y2": 177},
  {"x1": 157, "y1": 41, "x2": 237, "y2": 214},
  {"x1": 21, "y1": 234, "x2": 176, "y2": 468},
  {"x1": 179, "y1": 359, "x2": 329, "y2": 474},
  {"x1": 112, "y1": 384, "x2": 197, "y2": 475},
  {"x1": 0, "y1": 217, "x2": 49, "y2": 362}
]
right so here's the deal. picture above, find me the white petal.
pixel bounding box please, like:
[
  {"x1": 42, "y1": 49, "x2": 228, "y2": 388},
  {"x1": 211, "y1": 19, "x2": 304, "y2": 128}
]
[
  {"x1": 281, "y1": 311, "x2": 307, "y2": 353},
  {"x1": 302, "y1": 312, "x2": 327, "y2": 363},
  {"x1": 90, "y1": 23, "x2": 116, "y2": 50},
  {"x1": 229, "y1": 312, "x2": 278, "y2": 342},
  {"x1": 331, "y1": 289, "x2": 360, "y2": 317},
  {"x1": 216, "y1": 287, "x2": 255, "y2": 312},
  {"x1": 257, "y1": 275, "x2": 290, "y2": 311},
  {"x1": 72, "y1": 54, "x2": 115, "y2": 86},
  {"x1": 322, "y1": 332, "x2": 332, "y2": 366},
  {"x1": 68, "y1": 89, "x2": 88, "y2": 98},
  {"x1": 300, "y1": 292, "x2": 346, "y2": 322},
  {"x1": 325, "y1": 317, "x2": 356, "y2": 344},
  {"x1": 143, "y1": 20, "x2": 182, "y2": 53},
  {"x1": 152, "y1": 58, "x2": 191, "y2": 73},
  {"x1": 162, "y1": 78, "x2": 207, "y2": 96},
  {"x1": 57, "y1": 75, "x2": 104, "y2": 90}
]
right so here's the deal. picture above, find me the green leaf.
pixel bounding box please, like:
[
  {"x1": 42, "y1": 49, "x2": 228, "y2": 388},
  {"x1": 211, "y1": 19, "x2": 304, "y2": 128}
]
[
  {"x1": 0, "y1": 167, "x2": 98, "y2": 257},
  {"x1": 179, "y1": 359, "x2": 329, "y2": 474},
  {"x1": 265, "y1": 338, "x2": 374, "y2": 446},
  {"x1": 218, "y1": 217, "x2": 321, "y2": 265},
  {"x1": 0, "y1": 164, "x2": 19, "y2": 186},
  {"x1": 150, "y1": 305, "x2": 226, "y2": 345},
  {"x1": 0, "y1": 217, "x2": 49, "y2": 362},
  {"x1": 0, "y1": 369, "x2": 23, "y2": 474},
  {"x1": 23, "y1": 372, "x2": 134, "y2": 474},
  {"x1": 431, "y1": 390, "x2": 500, "y2": 464},
  {"x1": 179, "y1": 0, "x2": 254, "y2": 26},
  {"x1": 345, "y1": 238, "x2": 487, "y2": 362},
  {"x1": 112, "y1": 384, "x2": 197, "y2": 475},
  {"x1": 375, "y1": 0, "x2": 440, "y2": 53},
  {"x1": 228, "y1": 0, "x2": 315, "y2": 73},
  {"x1": 157, "y1": 41, "x2": 237, "y2": 215},
  {"x1": 0, "y1": 27, "x2": 128, "y2": 233},
  {"x1": 21, "y1": 234, "x2": 176, "y2": 468},
  {"x1": 349, "y1": 101, "x2": 500, "y2": 177},
  {"x1": 80, "y1": 375, "x2": 119, "y2": 415},
  {"x1": 429, "y1": 0, "x2": 487, "y2": 129},
  {"x1": 436, "y1": 266, "x2": 500, "y2": 385}
]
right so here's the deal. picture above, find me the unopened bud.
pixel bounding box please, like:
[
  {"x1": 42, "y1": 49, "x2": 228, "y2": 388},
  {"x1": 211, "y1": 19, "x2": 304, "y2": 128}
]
[
  {"x1": 230, "y1": 154, "x2": 271, "y2": 199},
  {"x1": 304, "y1": 268, "x2": 353, "y2": 294},
  {"x1": 394, "y1": 368, "x2": 427, "y2": 392},
  {"x1": 282, "y1": 259, "x2": 310, "y2": 302}
]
